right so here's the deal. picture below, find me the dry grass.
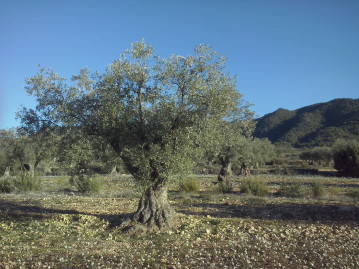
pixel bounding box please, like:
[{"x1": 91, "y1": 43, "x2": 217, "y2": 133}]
[{"x1": 0, "y1": 174, "x2": 358, "y2": 268}]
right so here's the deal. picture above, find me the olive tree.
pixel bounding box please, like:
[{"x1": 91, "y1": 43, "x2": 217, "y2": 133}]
[
  {"x1": 215, "y1": 134, "x2": 275, "y2": 183},
  {"x1": 299, "y1": 147, "x2": 333, "y2": 166},
  {"x1": 237, "y1": 138, "x2": 276, "y2": 176},
  {"x1": 213, "y1": 119, "x2": 254, "y2": 186},
  {"x1": 19, "y1": 41, "x2": 247, "y2": 230},
  {"x1": 0, "y1": 128, "x2": 59, "y2": 175},
  {"x1": 0, "y1": 129, "x2": 16, "y2": 175},
  {"x1": 333, "y1": 140, "x2": 359, "y2": 177}
]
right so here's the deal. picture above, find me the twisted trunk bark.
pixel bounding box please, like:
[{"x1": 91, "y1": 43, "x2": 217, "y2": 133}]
[
  {"x1": 133, "y1": 181, "x2": 174, "y2": 227},
  {"x1": 217, "y1": 160, "x2": 233, "y2": 191},
  {"x1": 218, "y1": 162, "x2": 232, "y2": 183},
  {"x1": 121, "y1": 180, "x2": 175, "y2": 232},
  {"x1": 240, "y1": 163, "x2": 250, "y2": 176},
  {"x1": 111, "y1": 143, "x2": 175, "y2": 232}
]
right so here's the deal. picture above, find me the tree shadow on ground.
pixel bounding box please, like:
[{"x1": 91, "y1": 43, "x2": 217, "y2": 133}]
[
  {"x1": 0, "y1": 198, "x2": 130, "y2": 227},
  {"x1": 178, "y1": 202, "x2": 359, "y2": 222},
  {"x1": 266, "y1": 182, "x2": 359, "y2": 188}
]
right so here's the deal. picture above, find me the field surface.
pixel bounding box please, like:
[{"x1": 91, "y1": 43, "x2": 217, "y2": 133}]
[{"x1": 0, "y1": 175, "x2": 358, "y2": 268}]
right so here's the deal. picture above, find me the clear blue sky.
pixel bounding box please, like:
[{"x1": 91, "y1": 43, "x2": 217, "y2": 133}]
[{"x1": 1, "y1": 0, "x2": 358, "y2": 129}]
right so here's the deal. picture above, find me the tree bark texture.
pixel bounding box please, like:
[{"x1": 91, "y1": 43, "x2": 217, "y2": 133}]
[
  {"x1": 240, "y1": 163, "x2": 250, "y2": 176},
  {"x1": 218, "y1": 162, "x2": 233, "y2": 183},
  {"x1": 121, "y1": 181, "x2": 175, "y2": 232}
]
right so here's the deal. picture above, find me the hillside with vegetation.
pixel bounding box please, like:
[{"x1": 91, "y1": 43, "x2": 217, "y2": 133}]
[{"x1": 254, "y1": 98, "x2": 359, "y2": 147}]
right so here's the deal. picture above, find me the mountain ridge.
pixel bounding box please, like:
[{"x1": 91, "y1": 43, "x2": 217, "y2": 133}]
[{"x1": 254, "y1": 98, "x2": 359, "y2": 147}]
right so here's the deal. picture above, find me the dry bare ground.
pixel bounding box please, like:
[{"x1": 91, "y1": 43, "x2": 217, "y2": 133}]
[{"x1": 0, "y1": 174, "x2": 358, "y2": 268}]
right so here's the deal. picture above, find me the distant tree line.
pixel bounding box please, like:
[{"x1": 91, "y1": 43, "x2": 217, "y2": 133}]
[{"x1": 298, "y1": 140, "x2": 359, "y2": 177}]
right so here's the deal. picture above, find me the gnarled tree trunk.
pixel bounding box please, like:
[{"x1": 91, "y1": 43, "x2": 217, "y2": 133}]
[
  {"x1": 218, "y1": 162, "x2": 232, "y2": 182},
  {"x1": 217, "y1": 160, "x2": 233, "y2": 191},
  {"x1": 114, "y1": 147, "x2": 175, "y2": 232},
  {"x1": 240, "y1": 163, "x2": 250, "y2": 176},
  {"x1": 121, "y1": 181, "x2": 175, "y2": 232}
]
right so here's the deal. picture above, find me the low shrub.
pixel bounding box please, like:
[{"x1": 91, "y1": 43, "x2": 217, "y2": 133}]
[
  {"x1": 312, "y1": 180, "x2": 325, "y2": 198},
  {"x1": 179, "y1": 177, "x2": 199, "y2": 193},
  {"x1": 70, "y1": 174, "x2": 101, "y2": 194},
  {"x1": 239, "y1": 178, "x2": 268, "y2": 196},
  {"x1": 14, "y1": 173, "x2": 41, "y2": 191},
  {"x1": 0, "y1": 177, "x2": 15, "y2": 193},
  {"x1": 279, "y1": 183, "x2": 305, "y2": 198},
  {"x1": 0, "y1": 173, "x2": 41, "y2": 192}
]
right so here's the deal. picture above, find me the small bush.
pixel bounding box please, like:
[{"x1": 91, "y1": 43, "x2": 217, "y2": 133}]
[
  {"x1": 70, "y1": 174, "x2": 101, "y2": 194},
  {"x1": 0, "y1": 177, "x2": 15, "y2": 193},
  {"x1": 312, "y1": 180, "x2": 325, "y2": 198},
  {"x1": 239, "y1": 178, "x2": 268, "y2": 196},
  {"x1": 14, "y1": 173, "x2": 41, "y2": 191},
  {"x1": 179, "y1": 177, "x2": 199, "y2": 193},
  {"x1": 0, "y1": 173, "x2": 41, "y2": 193},
  {"x1": 279, "y1": 183, "x2": 305, "y2": 198}
]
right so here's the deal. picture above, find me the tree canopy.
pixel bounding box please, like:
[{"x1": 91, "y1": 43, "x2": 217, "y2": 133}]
[
  {"x1": 333, "y1": 140, "x2": 359, "y2": 177},
  {"x1": 19, "y1": 41, "x2": 251, "y2": 230}
]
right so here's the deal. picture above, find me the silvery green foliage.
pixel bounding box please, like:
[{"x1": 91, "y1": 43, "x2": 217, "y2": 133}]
[{"x1": 20, "y1": 40, "x2": 248, "y2": 186}]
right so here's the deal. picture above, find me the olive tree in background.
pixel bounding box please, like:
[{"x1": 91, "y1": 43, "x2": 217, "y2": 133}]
[
  {"x1": 333, "y1": 140, "x2": 359, "y2": 177},
  {"x1": 0, "y1": 129, "x2": 17, "y2": 175},
  {"x1": 19, "y1": 41, "x2": 251, "y2": 231},
  {"x1": 299, "y1": 147, "x2": 333, "y2": 166},
  {"x1": 0, "y1": 128, "x2": 59, "y2": 175},
  {"x1": 237, "y1": 138, "x2": 276, "y2": 176},
  {"x1": 212, "y1": 119, "x2": 254, "y2": 186}
]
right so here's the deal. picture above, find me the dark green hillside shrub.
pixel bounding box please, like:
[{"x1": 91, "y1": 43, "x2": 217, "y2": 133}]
[{"x1": 333, "y1": 140, "x2": 359, "y2": 177}]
